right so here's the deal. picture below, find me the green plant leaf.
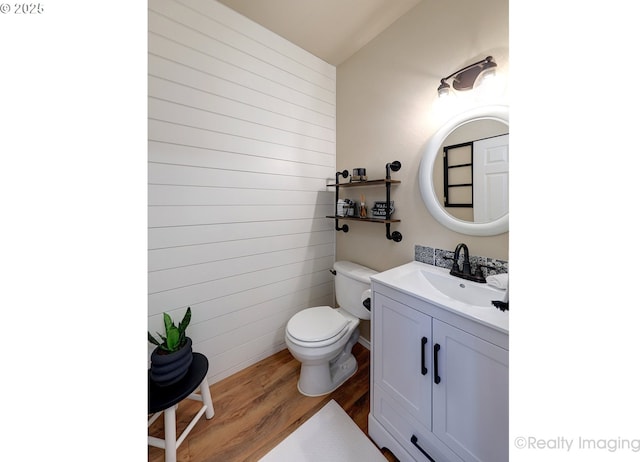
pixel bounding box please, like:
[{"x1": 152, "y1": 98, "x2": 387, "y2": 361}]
[
  {"x1": 166, "y1": 327, "x2": 180, "y2": 351},
  {"x1": 163, "y1": 312, "x2": 175, "y2": 333},
  {"x1": 178, "y1": 307, "x2": 192, "y2": 335},
  {"x1": 148, "y1": 332, "x2": 161, "y2": 346}
]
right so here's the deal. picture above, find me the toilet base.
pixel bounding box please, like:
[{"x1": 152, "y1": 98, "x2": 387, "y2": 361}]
[
  {"x1": 295, "y1": 329, "x2": 360, "y2": 397},
  {"x1": 297, "y1": 354, "x2": 357, "y2": 397}
]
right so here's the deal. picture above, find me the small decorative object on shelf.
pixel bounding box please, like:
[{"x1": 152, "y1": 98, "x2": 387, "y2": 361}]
[
  {"x1": 326, "y1": 161, "x2": 402, "y2": 242},
  {"x1": 372, "y1": 201, "x2": 394, "y2": 217},
  {"x1": 351, "y1": 168, "x2": 368, "y2": 182},
  {"x1": 359, "y1": 194, "x2": 367, "y2": 218}
]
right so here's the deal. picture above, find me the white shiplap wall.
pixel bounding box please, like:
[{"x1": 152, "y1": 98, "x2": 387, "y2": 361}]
[{"x1": 148, "y1": 0, "x2": 336, "y2": 384}]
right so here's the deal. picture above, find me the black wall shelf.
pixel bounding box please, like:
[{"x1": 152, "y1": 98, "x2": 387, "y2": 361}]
[{"x1": 326, "y1": 161, "x2": 402, "y2": 242}]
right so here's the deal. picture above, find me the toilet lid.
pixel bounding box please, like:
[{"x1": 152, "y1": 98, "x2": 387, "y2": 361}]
[{"x1": 287, "y1": 306, "x2": 349, "y2": 343}]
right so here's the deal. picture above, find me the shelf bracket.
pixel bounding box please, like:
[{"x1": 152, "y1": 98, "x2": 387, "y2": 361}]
[
  {"x1": 334, "y1": 170, "x2": 349, "y2": 233},
  {"x1": 385, "y1": 223, "x2": 402, "y2": 242},
  {"x1": 385, "y1": 161, "x2": 402, "y2": 241},
  {"x1": 385, "y1": 160, "x2": 401, "y2": 180}
]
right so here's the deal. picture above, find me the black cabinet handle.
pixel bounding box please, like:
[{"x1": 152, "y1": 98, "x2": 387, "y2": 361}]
[
  {"x1": 411, "y1": 435, "x2": 436, "y2": 461},
  {"x1": 433, "y1": 343, "x2": 441, "y2": 384},
  {"x1": 421, "y1": 337, "x2": 428, "y2": 375}
]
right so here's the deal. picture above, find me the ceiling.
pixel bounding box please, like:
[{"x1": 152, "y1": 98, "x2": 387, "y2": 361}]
[{"x1": 217, "y1": 0, "x2": 423, "y2": 66}]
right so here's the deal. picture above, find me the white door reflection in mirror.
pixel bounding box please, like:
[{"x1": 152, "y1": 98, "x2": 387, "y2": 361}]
[{"x1": 473, "y1": 134, "x2": 509, "y2": 222}]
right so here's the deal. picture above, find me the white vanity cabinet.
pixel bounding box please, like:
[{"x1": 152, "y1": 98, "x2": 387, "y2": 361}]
[{"x1": 369, "y1": 283, "x2": 508, "y2": 462}]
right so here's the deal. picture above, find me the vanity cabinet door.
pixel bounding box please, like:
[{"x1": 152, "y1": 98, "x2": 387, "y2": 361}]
[
  {"x1": 373, "y1": 293, "x2": 432, "y2": 431},
  {"x1": 432, "y1": 319, "x2": 509, "y2": 462}
]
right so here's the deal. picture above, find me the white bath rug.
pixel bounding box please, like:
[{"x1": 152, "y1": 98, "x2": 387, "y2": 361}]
[{"x1": 259, "y1": 400, "x2": 387, "y2": 461}]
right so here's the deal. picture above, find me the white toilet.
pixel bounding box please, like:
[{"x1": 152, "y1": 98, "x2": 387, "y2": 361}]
[{"x1": 285, "y1": 260, "x2": 377, "y2": 397}]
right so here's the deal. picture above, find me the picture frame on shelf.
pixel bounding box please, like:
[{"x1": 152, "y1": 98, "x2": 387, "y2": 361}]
[{"x1": 371, "y1": 201, "x2": 394, "y2": 217}]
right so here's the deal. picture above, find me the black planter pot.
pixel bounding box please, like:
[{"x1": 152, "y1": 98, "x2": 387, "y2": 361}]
[{"x1": 149, "y1": 337, "x2": 193, "y2": 387}]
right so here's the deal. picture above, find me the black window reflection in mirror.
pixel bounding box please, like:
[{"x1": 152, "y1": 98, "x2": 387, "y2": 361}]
[{"x1": 443, "y1": 141, "x2": 473, "y2": 208}]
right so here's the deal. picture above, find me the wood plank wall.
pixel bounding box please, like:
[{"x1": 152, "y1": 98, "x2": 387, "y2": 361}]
[{"x1": 148, "y1": 0, "x2": 336, "y2": 384}]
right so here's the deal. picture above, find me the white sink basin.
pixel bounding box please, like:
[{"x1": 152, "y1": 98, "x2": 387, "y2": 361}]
[
  {"x1": 418, "y1": 268, "x2": 500, "y2": 307},
  {"x1": 371, "y1": 261, "x2": 508, "y2": 333}
]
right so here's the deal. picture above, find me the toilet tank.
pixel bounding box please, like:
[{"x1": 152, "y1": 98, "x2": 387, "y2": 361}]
[{"x1": 333, "y1": 261, "x2": 378, "y2": 320}]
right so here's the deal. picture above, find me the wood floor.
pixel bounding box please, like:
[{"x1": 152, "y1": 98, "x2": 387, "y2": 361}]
[{"x1": 148, "y1": 342, "x2": 399, "y2": 461}]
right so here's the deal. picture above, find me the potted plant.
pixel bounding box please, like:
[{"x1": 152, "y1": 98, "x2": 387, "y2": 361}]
[{"x1": 148, "y1": 307, "x2": 193, "y2": 386}]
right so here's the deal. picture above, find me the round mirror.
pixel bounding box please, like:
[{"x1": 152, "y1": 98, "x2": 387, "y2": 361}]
[{"x1": 419, "y1": 105, "x2": 509, "y2": 236}]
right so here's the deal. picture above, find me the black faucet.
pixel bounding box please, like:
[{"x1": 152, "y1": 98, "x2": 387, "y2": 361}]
[{"x1": 450, "y1": 243, "x2": 486, "y2": 283}]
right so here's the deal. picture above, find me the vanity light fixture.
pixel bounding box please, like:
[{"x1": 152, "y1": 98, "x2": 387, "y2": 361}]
[{"x1": 437, "y1": 56, "x2": 497, "y2": 97}]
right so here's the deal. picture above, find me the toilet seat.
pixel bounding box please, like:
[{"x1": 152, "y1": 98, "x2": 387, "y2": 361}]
[{"x1": 286, "y1": 306, "x2": 351, "y2": 347}]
